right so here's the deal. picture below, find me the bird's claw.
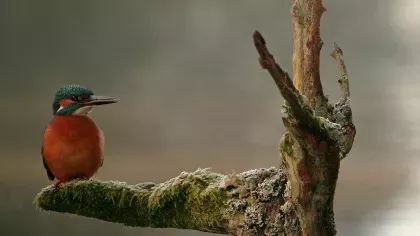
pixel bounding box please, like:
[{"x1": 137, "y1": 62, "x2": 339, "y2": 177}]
[{"x1": 54, "y1": 179, "x2": 64, "y2": 186}]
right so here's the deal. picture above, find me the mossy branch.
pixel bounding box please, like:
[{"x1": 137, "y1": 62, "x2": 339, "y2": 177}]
[{"x1": 35, "y1": 168, "x2": 302, "y2": 235}]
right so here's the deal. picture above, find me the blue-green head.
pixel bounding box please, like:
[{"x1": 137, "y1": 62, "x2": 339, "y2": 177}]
[{"x1": 52, "y1": 84, "x2": 118, "y2": 116}]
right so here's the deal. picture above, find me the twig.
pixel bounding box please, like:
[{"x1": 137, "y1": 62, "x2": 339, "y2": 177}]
[
  {"x1": 329, "y1": 43, "x2": 355, "y2": 159},
  {"x1": 330, "y1": 42, "x2": 350, "y2": 100},
  {"x1": 253, "y1": 31, "x2": 300, "y2": 109},
  {"x1": 253, "y1": 31, "x2": 318, "y2": 126}
]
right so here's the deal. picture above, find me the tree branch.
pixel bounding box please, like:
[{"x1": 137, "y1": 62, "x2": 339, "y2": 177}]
[
  {"x1": 329, "y1": 42, "x2": 356, "y2": 159},
  {"x1": 35, "y1": 168, "x2": 301, "y2": 235},
  {"x1": 253, "y1": 31, "x2": 315, "y2": 127},
  {"x1": 330, "y1": 43, "x2": 349, "y2": 100},
  {"x1": 291, "y1": 0, "x2": 328, "y2": 114}
]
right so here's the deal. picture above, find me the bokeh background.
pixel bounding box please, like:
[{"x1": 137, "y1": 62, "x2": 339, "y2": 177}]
[{"x1": 1, "y1": 0, "x2": 419, "y2": 235}]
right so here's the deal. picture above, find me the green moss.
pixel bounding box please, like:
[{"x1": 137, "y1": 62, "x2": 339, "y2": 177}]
[
  {"x1": 279, "y1": 133, "x2": 294, "y2": 156},
  {"x1": 34, "y1": 179, "x2": 152, "y2": 227},
  {"x1": 34, "y1": 169, "x2": 230, "y2": 232},
  {"x1": 279, "y1": 133, "x2": 294, "y2": 170},
  {"x1": 148, "y1": 169, "x2": 229, "y2": 231},
  {"x1": 304, "y1": 116, "x2": 336, "y2": 147},
  {"x1": 293, "y1": 217, "x2": 301, "y2": 235}
]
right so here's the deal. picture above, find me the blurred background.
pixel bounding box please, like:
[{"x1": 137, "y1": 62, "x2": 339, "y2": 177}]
[{"x1": 0, "y1": 0, "x2": 419, "y2": 235}]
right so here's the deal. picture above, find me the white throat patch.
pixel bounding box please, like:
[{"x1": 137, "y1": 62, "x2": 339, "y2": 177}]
[{"x1": 73, "y1": 106, "x2": 94, "y2": 116}]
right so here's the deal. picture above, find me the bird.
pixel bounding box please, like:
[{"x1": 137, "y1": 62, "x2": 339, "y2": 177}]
[{"x1": 41, "y1": 84, "x2": 118, "y2": 186}]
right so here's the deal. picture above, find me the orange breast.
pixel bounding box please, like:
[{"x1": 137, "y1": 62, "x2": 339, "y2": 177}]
[{"x1": 42, "y1": 115, "x2": 104, "y2": 181}]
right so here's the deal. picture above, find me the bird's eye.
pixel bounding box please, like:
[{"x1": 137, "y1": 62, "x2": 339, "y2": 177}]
[
  {"x1": 80, "y1": 95, "x2": 89, "y2": 100},
  {"x1": 71, "y1": 96, "x2": 87, "y2": 102}
]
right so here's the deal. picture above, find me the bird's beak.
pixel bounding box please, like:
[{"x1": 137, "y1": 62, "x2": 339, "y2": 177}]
[{"x1": 79, "y1": 95, "x2": 119, "y2": 106}]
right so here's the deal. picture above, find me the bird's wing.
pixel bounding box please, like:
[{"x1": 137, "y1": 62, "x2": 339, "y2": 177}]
[
  {"x1": 41, "y1": 129, "x2": 55, "y2": 181},
  {"x1": 99, "y1": 129, "x2": 105, "y2": 167}
]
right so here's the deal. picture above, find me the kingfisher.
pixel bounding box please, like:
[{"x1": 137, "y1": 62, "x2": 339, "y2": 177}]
[{"x1": 41, "y1": 84, "x2": 118, "y2": 186}]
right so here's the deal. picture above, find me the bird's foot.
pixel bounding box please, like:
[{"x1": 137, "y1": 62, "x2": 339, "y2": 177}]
[{"x1": 54, "y1": 179, "x2": 64, "y2": 186}]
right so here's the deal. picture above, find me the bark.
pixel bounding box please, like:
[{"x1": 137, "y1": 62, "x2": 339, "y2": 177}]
[
  {"x1": 34, "y1": 0, "x2": 356, "y2": 235},
  {"x1": 291, "y1": 0, "x2": 327, "y2": 115}
]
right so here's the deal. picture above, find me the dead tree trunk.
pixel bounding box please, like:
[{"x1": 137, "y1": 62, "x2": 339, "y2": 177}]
[
  {"x1": 255, "y1": 0, "x2": 355, "y2": 235},
  {"x1": 34, "y1": 1, "x2": 355, "y2": 235}
]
